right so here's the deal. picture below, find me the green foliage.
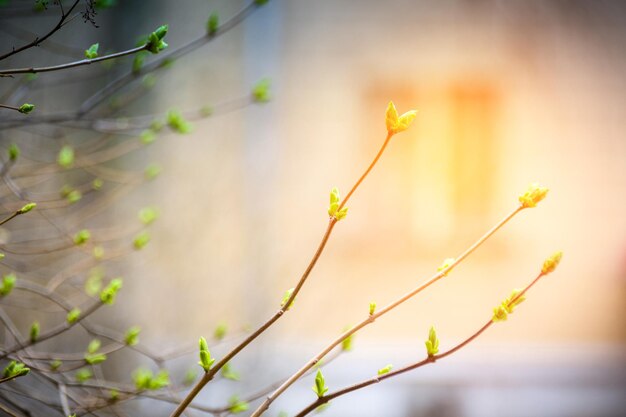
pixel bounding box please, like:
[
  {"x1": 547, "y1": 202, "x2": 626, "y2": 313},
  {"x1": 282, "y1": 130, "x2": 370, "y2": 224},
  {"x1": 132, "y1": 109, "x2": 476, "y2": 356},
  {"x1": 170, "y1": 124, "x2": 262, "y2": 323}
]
[
  {"x1": 17, "y1": 202, "x2": 37, "y2": 214},
  {"x1": 280, "y1": 287, "x2": 295, "y2": 310},
  {"x1": 166, "y1": 110, "x2": 193, "y2": 134},
  {"x1": 377, "y1": 364, "x2": 393, "y2": 375},
  {"x1": 133, "y1": 51, "x2": 148, "y2": 74},
  {"x1": 252, "y1": 78, "x2": 271, "y2": 103},
  {"x1": 425, "y1": 326, "x2": 439, "y2": 357},
  {"x1": 312, "y1": 369, "x2": 328, "y2": 398},
  {"x1": 95, "y1": 0, "x2": 117, "y2": 9},
  {"x1": 133, "y1": 368, "x2": 170, "y2": 390},
  {"x1": 8, "y1": 143, "x2": 20, "y2": 161},
  {"x1": 133, "y1": 231, "x2": 151, "y2": 250},
  {"x1": 198, "y1": 336, "x2": 215, "y2": 371},
  {"x1": 124, "y1": 326, "x2": 141, "y2": 346},
  {"x1": 100, "y1": 278, "x2": 123, "y2": 305},
  {"x1": 57, "y1": 145, "x2": 75, "y2": 168},
  {"x1": 3, "y1": 361, "x2": 30, "y2": 379},
  {"x1": 85, "y1": 268, "x2": 103, "y2": 296},
  {"x1": 66, "y1": 308, "x2": 81, "y2": 324},
  {"x1": 221, "y1": 362, "x2": 240, "y2": 381},
  {"x1": 341, "y1": 328, "x2": 354, "y2": 352},
  {"x1": 214, "y1": 322, "x2": 228, "y2": 340},
  {"x1": 207, "y1": 12, "x2": 219, "y2": 35},
  {"x1": 50, "y1": 360, "x2": 62, "y2": 371},
  {"x1": 75, "y1": 368, "x2": 93, "y2": 383},
  {"x1": 138, "y1": 207, "x2": 159, "y2": 225},
  {"x1": 85, "y1": 353, "x2": 107, "y2": 365},
  {"x1": 328, "y1": 187, "x2": 348, "y2": 220},
  {"x1": 85, "y1": 43, "x2": 99, "y2": 59},
  {"x1": 140, "y1": 129, "x2": 157, "y2": 145},
  {"x1": 228, "y1": 395, "x2": 249, "y2": 413},
  {"x1": 74, "y1": 229, "x2": 91, "y2": 245},
  {"x1": 0, "y1": 273, "x2": 16, "y2": 296},
  {"x1": 30, "y1": 321, "x2": 40, "y2": 343},
  {"x1": 87, "y1": 339, "x2": 101, "y2": 354},
  {"x1": 145, "y1": 163, "x2": 162, "y2": 180},
  {"x1": 18, "y1": 103, "x2": 35, "y2": 114},
  {"x1": 146, "y1": 25, "x2": 169, "y2": 54},
  {"x1": 92, "y1": 178, "x2": 104, "y2": 190}
]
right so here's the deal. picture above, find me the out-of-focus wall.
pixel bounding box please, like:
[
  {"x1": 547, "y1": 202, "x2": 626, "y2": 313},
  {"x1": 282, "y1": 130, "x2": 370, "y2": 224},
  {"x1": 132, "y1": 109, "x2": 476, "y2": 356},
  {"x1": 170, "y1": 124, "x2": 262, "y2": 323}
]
[{"x1": 129, "y1": 1, "x2": 626, "y2": 415}]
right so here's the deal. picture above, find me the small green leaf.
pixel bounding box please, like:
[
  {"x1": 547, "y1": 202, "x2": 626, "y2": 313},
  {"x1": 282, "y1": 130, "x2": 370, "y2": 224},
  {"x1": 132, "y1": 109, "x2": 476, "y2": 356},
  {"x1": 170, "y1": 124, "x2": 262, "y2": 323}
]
[
  {"x1": 50, "y1": 359, "x2": 62, "y2": 371},
  {"x1": 93, "y1": 245, "x2": 105, "y2": 260},
  {"x1": 228, "y1": 395, "x2": 249, "y2": 414},
  {"x1": 377, "y1": 364, "x2": 393, "y2": 375},
  {"x1": 140, "y1": 129, "x2": 156, "y2": 145},
  {"x1": 17, "y1": 202, "x2": 36, "y2": 214},
  {"x1": 100, "y1": 278, "x2": 123, "y2": 305},
  {"x1": 18, "y1": 103, "x2": 35, "y2": 114},
  {"x1": 280, "y1": 287, "x2": 295, "y2": 310},
  {"x1": 207, "y1": 12, "x2": 219, "y2": 35},
  {"x1": 425, "y1": 326, "x2": 439, "y2": 357},
  {"x1": 2, "y1": 361, "x2": 30, "y2": 378},
  {"x1": 341, "y1": 328, "x2": 354, "y2": 352},
  {"x1": 66, "y1": 308, "x2": 81, "y2": 324},
  {"x1": 0, "y1": 273, "x2": 16, "y2": 296},
  {"x1": 138, "y1": 207, "x2": 159, "y2": 225},
  {"x1": 214, "y1": 322, "x2": 228, "y2": 340},
  {"x1": 85, "y1": 353, "x2": 107, "y2": 365},
  {"x1": 221, "y1": 362, "x2": 240, "y2": 381},
  {"x1": 67, "y1": 189, "x2": 82, "y2": 204},
  {"x1": 76, "y1": 368, "x2": 93, "y2": 383},
  {"x1": 85, "y1": 43, "x2": 99, "y2": 59},
  {"x1": 124, "y1": 326, "x2": 141, "y2": 346},
  {"x1": 30, "y1": 321, "x2": 39, "y2": 343},
  {"x1": 312, "y1": 369, "x2": 328, "y2": 398},
  {"x1": 87, "y1": 339, "x2": 101, "y2": 354},
  {"x1": 166, "y1": 110, "x2": 193, "y2": 134},
  {"x1": 92, "y1": 178, "x2": 104, "y2": 190},
  {"x1": 198, "y1": 336, "x2": 216, "y2": 371},
  {"x1": 8, "y1": 143, "x2": 20, "y2": 161},
  {"x1": 144, "y1": 164, "x2": 162, "y2": 180},
  {"x1": 74, "y1": 229, "x2": 91, "y2": 245},
  {"x1": 146, "y1": 25, "x2": 169, "y2": 54},
  {"x1": 133, "y1": 231, "x2": 150, "y2": 250},
  {"x1": 252, "y1": 78, "x2": 271, "y2": 103},
  {"x1": 369, "y1": 301, "x2": 376, "y2": 316},
  {"x1": 57, "y1": 145, "x2": 75, "y2": 168}
]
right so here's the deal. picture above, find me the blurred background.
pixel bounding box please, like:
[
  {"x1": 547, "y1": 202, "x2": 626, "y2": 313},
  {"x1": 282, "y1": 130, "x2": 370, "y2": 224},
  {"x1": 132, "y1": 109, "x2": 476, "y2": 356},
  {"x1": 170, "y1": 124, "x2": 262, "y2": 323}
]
[{"x1": 1, "y1": 0, "x2": 625, "y2": 416}]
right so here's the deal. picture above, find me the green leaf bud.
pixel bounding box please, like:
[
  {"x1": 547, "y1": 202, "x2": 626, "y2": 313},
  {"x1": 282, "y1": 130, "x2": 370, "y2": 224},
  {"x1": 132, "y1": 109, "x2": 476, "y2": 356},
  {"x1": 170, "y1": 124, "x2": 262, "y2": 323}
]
[
  {"x1": 221, "y1": 362, "x2": 240, "y2": 381},
  {"x1": 146, "y1": 25, "x2": 169, "y2": 54},
  {"x1": 0, "y1": 273, "x2": 16, "y2": 296},
  {"x1": 18, "y1": 103, "x2": 35, "y2": 114},
  {"x1": 66, "y1": 308, "x2": 81, "y2": 324},
  {"x1": 369, "y1": 301, "x2": 376, "y2": 316},
  {"x1": 57, "y1": 145, "x2": 75, "y2": 168},
  {"x1": 140, "y1": 129, "x2": 156, "y2": 145},
  {"x1": 377, "y1": 364, "x2": 393, "y2": 375},
  {"x1": 312, "y1": 369, "x2": 328, "y2": 398},
  {"x1": 85, "y1": 353, "x2": 107, "y2": 365},
  {"x1": 30, "y1": 321, "x2": 39, "y2": 343},
  {"x1": 87, "y1": 339, "x2": 101, "y2": 354},
  {"x1": 74, "y1": 229, "x2": 91, "y2": 245},
  {"x1": 252, "y1": 78, "x2": 271, "y2": 103},
  {"x1": 133, "y1": 231, "x2": 150, "y2": 250},
  {"x1": 17, "y1": 202, "x2": 36, "y2": 214},
  {"x1": 166, "y1": 110, "x2": 193, "y2": 134},
  {"x1": 92, "y1": 178, "x2": 104, "y2": 190},
  {"x1": 85, "y1": 43, "x2": 99, "y2": 59},
  {"x1": 8, "y1": 143, "x2": 20, "y2": 161},
  {"x1": 207, "y1": 12, "x2": 219, "y2": 35},
  {"x1": 124, "y1": 326, "x2": 141, "y2": 346},
  {"x1": 100, "y1": 278, "x2": 123, "y2": 305},
  {"x1": 214, "y1": 322, "x2": 227, "y2": 340},
  {"x1": 76, "y1": 368, "x2": 93, "y2": 383},
  {"x1": 425, "y1": 326, "x2": 440, "y2": 357},
  {"x1": 138, "y1": 207, "x2": 159, "y2": 225},
  {"x1": 228, "y1": 396, "x2": 249, "y2": 414},
  {"x1": 50, "y1": 359, "x2": 62, "y2": 371}
]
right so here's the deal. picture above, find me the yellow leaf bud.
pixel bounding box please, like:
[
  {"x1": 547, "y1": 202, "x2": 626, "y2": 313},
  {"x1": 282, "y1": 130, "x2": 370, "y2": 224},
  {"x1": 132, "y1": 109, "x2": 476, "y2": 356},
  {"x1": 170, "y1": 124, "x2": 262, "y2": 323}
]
[
  {"x1": 518, "y1": 183, "x2": 549, "y2": 208},
  {"x1": 385, "y1": 101, "x2": 417, "y2": 135},
  {"x1": 541, "y1": 251, "x2": 563, "y2": 275}
]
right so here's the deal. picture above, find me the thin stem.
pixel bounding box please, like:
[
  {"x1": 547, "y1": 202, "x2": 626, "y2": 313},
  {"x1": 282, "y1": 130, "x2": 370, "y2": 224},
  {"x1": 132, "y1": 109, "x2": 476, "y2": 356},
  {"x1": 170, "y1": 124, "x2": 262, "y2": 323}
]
[
  {"x1": 294, "y1": 271, "x2": 548, "y2": 417},
  {"x1": 0, "y1": 0, "x2": 81, "y2": 62},
  {"x1": 0, "y1": 45, "x2": 148, "y2": 75},
  {"x1": 250, "y1": 205, "x2": 525, "y2": 417},
  {"x1": 0, "y1": 104, "x2": 22, "y2": 112}
]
